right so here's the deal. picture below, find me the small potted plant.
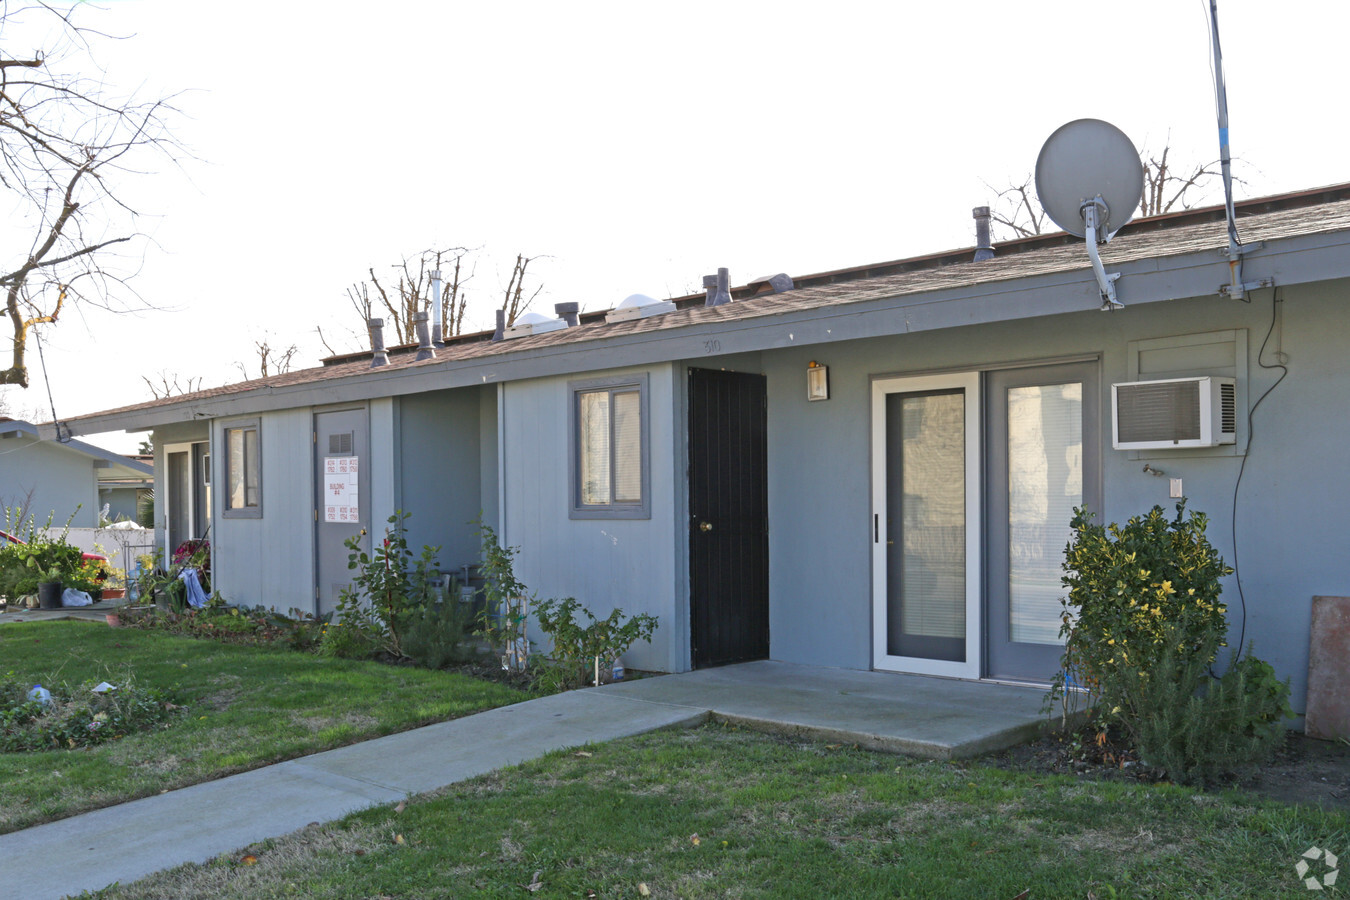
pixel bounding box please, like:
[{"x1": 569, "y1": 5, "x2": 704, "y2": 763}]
[{"x1": 36, "y1": 565, "x2": 63, "y2": 609}]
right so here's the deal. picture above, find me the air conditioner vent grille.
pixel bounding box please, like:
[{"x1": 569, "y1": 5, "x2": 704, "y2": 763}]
[
  {"x1": 1220, "y1": 381, "x2": 1236, "y2": 435},
  {"x1": 1117, "y1": 381, "x2": 1200, "y2": 444},
  {"x1": 1111, "y1": 376, "x2": 1237, "y2": 450}
]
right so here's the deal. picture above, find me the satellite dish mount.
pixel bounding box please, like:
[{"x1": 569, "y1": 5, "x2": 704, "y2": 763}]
[
  {"x1": 1034, "y1": 119, "x2": 1144, "y2": 311},
  {"x1": 1080, "y1": 195, "x2": 1122, "y2": 310}
]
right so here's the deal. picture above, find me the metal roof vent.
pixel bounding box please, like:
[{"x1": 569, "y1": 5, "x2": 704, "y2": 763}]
[
  {"x1": 703, "y1": 267, "x2": 732, "y2": 307},
  {"x1": 502, "y1": 310, "x2": 568, "y2": 340},
  {"x1": 606, "y1": 293, "x2": 676, "y2": 323},
  {"x1": 973, "y1": 206, "x2": 995, "y2": 262}
]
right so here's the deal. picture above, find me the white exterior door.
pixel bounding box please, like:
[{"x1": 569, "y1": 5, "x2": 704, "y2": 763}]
[{"x1": 871, "y1": 372, "x2": 982, "y2": 678}]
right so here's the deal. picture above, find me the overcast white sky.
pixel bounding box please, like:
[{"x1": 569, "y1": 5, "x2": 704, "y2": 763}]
[{"x1": 5, "y1": 1, "x2": 1349, "y2": 453}]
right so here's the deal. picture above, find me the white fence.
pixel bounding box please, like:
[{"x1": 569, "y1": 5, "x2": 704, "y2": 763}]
[{"x1": 48, "y1": 526, "x2": 157, "y2": 580}]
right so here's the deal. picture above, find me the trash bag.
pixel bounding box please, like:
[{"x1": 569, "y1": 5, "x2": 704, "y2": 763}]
[{"x1": 62, "y1": 588, "x2": 93, "y2": 607}]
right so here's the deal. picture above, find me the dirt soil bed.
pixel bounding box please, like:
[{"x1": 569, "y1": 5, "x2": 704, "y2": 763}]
[{"x1": 984, "y1": 729, "x2": 1350, "y2": 810}]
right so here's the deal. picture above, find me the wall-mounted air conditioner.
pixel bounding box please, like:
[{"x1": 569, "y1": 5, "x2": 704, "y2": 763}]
[{"x1": 1112, "y1": 376, "x2": 1236, "y2": 450}]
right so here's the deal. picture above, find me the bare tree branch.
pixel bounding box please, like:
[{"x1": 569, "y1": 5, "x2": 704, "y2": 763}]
[
  {"x1": 0, "y1": 5, "x2": 182, "y2": 387},
  {"x1": 141, "y1": 372, "x2": 201, "y2": 400},
  {"x1": 985, "y1": 142, "x2": 1233, "y2": 243},
  {"x1": 502, "y1": 253, "x2": 544, "y2": 326}
]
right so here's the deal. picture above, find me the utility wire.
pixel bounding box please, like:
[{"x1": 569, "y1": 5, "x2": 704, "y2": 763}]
[
  {"x1": 32, "y1": 324, "x2": 68, "y2": 442},
  {"x1": 1229, "y1": 286, "x2": 1288, "y2": 656}
]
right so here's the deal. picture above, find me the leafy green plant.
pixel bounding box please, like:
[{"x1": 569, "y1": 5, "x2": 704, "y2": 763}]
[
  {"x1": 333, "y1": 511, "x2": 447, "y2": 660},
  {"x1": 534, "y1": 597, "x2": 658, "y2": 691},
  {"x1": 317, "y1": 620, "x2": 379, "y2": 659},
  {"x1": 1051, "y1": 502, "x2": 1231, "y2": 717},
  {"x1": 1051, "y1": 501, "x2": 1289, "y2": 784},
  {"x1": 66, "y1": 556, "x2": 109, "y2": 594},
  {"x1": 1, "y1": 534, "x2": 84, "y2": 595},
  {"x1": 475, "y1": 519, "x2": 531, "y2": 673}
]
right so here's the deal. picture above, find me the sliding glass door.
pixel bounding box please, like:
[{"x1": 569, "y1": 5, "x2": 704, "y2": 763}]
[{"x1": 871, "y1": 373, "x2": 981, "y2": 678}]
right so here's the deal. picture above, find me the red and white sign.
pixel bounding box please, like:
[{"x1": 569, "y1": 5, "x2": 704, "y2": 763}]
[{"x1": 323, "y1": 456, "x2": 359, "y2": 522}]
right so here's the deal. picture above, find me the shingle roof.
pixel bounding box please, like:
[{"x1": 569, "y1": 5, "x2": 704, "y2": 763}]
[{"x1": 69, "y1": 184, "x2": 1350, "y2": 427}]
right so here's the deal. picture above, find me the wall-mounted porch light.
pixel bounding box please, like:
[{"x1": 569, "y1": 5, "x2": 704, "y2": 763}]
[{"x1": 806, "y1": 361, "x2": 829, "y2": 401}]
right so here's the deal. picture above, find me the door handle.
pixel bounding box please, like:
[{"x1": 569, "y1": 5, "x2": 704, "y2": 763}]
[{"x1": 699, "y1": 521, "x2": 713, "y2": 532}]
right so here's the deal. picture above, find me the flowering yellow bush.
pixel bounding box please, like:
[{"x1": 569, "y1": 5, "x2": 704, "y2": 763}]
[{"x1": 1057, "y1": 502, "x2": 1231, "y2": 699}]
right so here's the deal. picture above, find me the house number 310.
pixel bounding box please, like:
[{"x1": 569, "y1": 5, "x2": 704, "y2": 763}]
[{"x1": 703, "y1": 339, "x2": 722, "y2": 353}]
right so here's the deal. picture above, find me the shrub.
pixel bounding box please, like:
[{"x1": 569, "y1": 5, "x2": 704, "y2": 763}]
[
  {"x1": 399, "y1": 594, "x2": 478, "y2": 669},
  {"x1": 317, "y1": 620, "x2": 379, "y2": 659},
  {"x1": 1128, "y1": 642, "x2": 1292, "y2": 786},
  {"x1": 133, "y1": 603, "x2": 329, "y2": 649},
  {"x1": 1054, "y1": 502, "x2": 1232, "y2": 716},
  {"x1": 475, "y1": 520, "x2": 531, "y2": 673},
  {"x1": 1053, "y1": 501, "x2": 1290, "y2": 784},
  {"x1": 534, "y1": 597, "x2": 658, "y2": 692},
  {"x1": 0, "y1": 675, "x2": 183, "y2": 752},
  {"x1": 333, "y1": 512, "x2": 460, "y2": 661}
]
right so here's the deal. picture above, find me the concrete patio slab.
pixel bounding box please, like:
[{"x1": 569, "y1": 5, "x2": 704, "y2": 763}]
[{"x1": 604, "y1": 660, "x2": 1052, "y2": 759}]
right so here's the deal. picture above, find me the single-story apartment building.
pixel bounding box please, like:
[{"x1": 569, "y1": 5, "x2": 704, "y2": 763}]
[
  {"x1": 64, "y1": 184, "x2": 1350, "y2": 716},
  {"x1": 0, "y1": 418, "x2": 153, "y2": 529}
]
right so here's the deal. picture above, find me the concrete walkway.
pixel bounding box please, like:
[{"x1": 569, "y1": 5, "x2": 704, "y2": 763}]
[{"x1": 0, "y1": 661, "x2": 1048, "y2": 900}]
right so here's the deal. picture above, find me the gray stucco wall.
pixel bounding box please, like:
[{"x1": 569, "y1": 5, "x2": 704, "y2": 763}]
[
  {"x1": 397, "y1": 388, "x2": 484, "y2": 574},
  {"x1": 756, "y1": 281, "x2": 1348, "y2": 711},
  {"x1": 501, "y1": 364, "x2": 680, "y2": 672},
  {"x1": 211, "y1": 409, "x2": 315, "y2": 611},
  {"x1": 0, "y1": 435, "x2": 99, "y2": 528}
]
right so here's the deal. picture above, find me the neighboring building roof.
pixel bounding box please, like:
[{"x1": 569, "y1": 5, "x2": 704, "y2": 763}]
[
  {"x1": 0, "y1": 419, "x2": 154, "y2": 479},
  {"x1": 63, "y1": 183, "x2": 1350, "y2": 436}
]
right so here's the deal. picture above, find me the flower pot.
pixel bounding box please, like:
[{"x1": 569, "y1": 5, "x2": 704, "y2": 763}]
[
  {"x1": 37, "y1": 581, "x2": 63, "y2": 609},
  {"x1": 105, "y1": 613, "x2": 122, "y2": 628},
  {"x1": 102, "y1": 588, "x2": 126, "y2": 600}
]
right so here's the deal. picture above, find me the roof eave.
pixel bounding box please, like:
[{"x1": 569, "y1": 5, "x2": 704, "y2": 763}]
[{"x1": 64, "y1": 224, "x2": 1350, "y2": 437}]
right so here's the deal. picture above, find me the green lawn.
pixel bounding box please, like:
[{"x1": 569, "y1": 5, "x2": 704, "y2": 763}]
[
  {"x1": 0, "y1": 620, "x2": 527, "y2": 833},
  {"x1": 100, "y1": 724, "x2": 1350, "y2": 899}
]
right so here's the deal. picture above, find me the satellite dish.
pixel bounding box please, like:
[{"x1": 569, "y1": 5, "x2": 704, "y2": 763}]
[{"x1": 1034, "y1": 119, "x2": 1143, "y2": 310}]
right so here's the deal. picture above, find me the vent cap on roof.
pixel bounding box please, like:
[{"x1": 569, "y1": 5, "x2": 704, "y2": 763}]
[
  {"x1": 502, "y1": 310, "x2": 569, "y2": 340},
  {"x1": 606, "y1": 293, "x2": 676, "y2": 323}
]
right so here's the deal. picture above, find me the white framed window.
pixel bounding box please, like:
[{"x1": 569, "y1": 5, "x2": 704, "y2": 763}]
[
  {"x1": 222, "y1": 419, "x2": 262, "y2": 518},
  {"x1": 569, "y1": 375, "x2": 650, "y2": 519}
]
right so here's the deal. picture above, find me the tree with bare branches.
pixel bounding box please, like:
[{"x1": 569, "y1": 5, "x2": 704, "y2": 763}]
[
  {"x1": 501, "y1": 253, "x2": 544, "y2": 327},
  {"x1": 0, "y1": 5, "x2": 180, "y2": 388},
  {"x1": 234, "y1": 338, "x2": 298, "y2": 381},
  {"x1": 346, "y1": 248, "x2": 475, "y2": 346},
  {"x1": 344, "y1": 247, "x2": 543, "y2": 350},
  {"x1": 141, "y1": 372, "x2": 202, "y2": 400},
  {"x1": 985, "y1": 143, "x2": 1232, "y2": 241}
]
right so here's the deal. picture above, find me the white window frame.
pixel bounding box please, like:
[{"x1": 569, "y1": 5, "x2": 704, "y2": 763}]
[
  {"x1": 870, "y1": 371, "x2": 982, "y2": 679},
  {"x1": 568, "y1": 374, "x2": 651, "y2": 520},
  {"x1": 221, "y1": 418, "x2": 262, "y2": 519}
]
